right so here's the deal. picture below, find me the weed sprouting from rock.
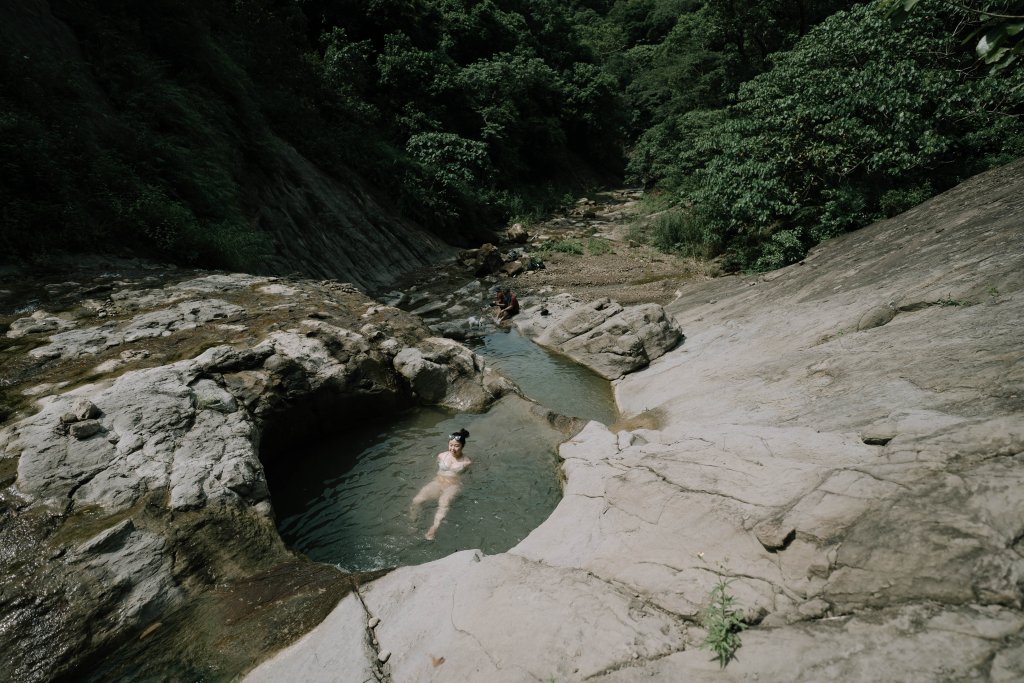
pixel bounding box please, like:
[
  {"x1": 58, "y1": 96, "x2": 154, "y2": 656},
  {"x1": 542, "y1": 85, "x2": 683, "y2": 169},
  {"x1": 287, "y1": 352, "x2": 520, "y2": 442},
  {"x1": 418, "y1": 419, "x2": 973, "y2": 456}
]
[{"x1": 701, "y1": 577, "x2": 746, "y2": 668}]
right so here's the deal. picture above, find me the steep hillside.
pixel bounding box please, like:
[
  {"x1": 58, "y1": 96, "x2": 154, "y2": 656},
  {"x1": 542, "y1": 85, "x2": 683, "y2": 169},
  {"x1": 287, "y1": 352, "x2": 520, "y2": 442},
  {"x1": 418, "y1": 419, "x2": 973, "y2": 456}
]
[{"x1": 0, "y1": 0, "x2": 457, "y2": 289}]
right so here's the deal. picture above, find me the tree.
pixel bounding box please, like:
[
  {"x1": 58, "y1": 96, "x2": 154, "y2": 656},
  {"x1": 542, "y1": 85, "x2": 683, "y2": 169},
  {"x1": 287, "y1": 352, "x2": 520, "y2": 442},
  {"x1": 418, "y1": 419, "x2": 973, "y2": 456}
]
[
  {"x1": 885, "y1": 0, "x2": 1024, "y2": 70},
  {"x1": 686, "y1": 0, "x2": 1024, "y2": 270}
]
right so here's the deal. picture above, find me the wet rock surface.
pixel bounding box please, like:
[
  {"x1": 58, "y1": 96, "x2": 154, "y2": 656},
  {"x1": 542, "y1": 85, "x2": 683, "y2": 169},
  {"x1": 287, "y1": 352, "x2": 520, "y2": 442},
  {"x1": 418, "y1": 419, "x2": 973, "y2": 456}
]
[
  {"x1": 0, "y1": 264, "x2": 520, "y2": 682},
  {"x1": 248, "y1": 160, "x2": 1024, "y2": 680}
]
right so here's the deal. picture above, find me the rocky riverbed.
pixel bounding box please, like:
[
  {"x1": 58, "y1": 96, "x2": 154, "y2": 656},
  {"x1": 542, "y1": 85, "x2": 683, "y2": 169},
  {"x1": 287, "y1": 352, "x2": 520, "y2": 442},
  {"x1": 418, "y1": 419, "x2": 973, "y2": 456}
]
[
  {"x1": 247, "y1": 161, "x2": 1024, "y2": 681},
  {"x1": 2, "y1": 159, "x2": 1023, "y2": 682},
  {"x1": 0, "y1": 262, "x2": 565, "y2": 681},
  {"x1": 0, "y1": 227, "x2": 683, "y2": 680}
]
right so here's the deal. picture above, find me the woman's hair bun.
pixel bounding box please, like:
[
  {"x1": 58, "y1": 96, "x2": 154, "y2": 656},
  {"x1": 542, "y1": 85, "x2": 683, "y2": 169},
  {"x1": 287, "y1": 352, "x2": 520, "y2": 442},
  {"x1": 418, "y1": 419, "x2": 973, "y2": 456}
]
[{"x1": 449, "y1": 428, "x2": 470, "y2": 444}]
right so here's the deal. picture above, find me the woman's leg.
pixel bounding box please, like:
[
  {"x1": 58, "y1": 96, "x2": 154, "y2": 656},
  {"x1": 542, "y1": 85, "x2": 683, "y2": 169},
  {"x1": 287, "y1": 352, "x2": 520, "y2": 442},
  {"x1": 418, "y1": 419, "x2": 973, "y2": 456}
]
[
  {"x1": 425, "y1": 485, "x2": 459, "y2": 540},
  {"x1": 410, "y1": 480, "x2": 442, "y2": 521}
]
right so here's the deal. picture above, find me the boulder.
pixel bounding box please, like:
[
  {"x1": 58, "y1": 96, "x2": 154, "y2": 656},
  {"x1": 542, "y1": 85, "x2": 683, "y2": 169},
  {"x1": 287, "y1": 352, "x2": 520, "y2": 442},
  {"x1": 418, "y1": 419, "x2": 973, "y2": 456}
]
[
  {"x1": 393, "y1": 347, "x2": 448, "y2": 402},
  {"x1": 394, "y1": 337, "x2": 517, "y2": 411},
  {"x1": 506, "y1": 222, "x2": 529, "y2": 244},
  {"x1": 518, "y1": 297, "x2": 683, "y2": 379},
  {"x1": 458, "y1": 243, "x2": 504, "y2": 277},
  {"x1": 500, "y1": 259, "x2": 526, "y2": 277}
]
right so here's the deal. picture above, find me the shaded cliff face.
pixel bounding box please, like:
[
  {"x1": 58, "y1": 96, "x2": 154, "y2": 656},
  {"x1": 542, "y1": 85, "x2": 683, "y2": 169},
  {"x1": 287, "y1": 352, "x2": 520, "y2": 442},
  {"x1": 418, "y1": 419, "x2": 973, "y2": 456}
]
[
  {"x1": 238, "y1": 128, "x2": 456, "y2": 290},
  {"x1": 247, "y1": 143, "x2": 453, "y2": 291},
  {"x1": 0, "y1": 0, "x2": 455, "y2": 287}
]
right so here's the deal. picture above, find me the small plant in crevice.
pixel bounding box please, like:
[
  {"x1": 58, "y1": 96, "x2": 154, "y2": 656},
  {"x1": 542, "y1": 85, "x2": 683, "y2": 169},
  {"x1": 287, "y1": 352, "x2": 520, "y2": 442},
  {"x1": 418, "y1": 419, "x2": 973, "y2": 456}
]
[
  {"x1": 701, "y1": 577, "x2": 746, "y2": 668},
  {"x1": 936, "y1": 295, "x2": 973, "y2": 307}
]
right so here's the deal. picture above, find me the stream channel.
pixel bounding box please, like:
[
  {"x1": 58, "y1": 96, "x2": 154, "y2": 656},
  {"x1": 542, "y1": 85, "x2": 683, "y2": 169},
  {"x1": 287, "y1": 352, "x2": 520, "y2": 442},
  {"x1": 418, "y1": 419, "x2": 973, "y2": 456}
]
[{"x1": 272, "y1": 326, "x2": 617, "y2": 571}]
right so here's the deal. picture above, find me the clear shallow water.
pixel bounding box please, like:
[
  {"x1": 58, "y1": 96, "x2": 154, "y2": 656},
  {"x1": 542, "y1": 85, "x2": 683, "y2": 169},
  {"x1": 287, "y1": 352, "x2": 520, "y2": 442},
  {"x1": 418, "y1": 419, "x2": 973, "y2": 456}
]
[
  {"x1": 274, "y1": 329, "x2": 617, "y2": 571},
  {"x1": 468, "y1": 327, "x2": 618, "y2": 425},
  {"x1": 274, "y1": 398, "x2": 564, "y2": 570}
]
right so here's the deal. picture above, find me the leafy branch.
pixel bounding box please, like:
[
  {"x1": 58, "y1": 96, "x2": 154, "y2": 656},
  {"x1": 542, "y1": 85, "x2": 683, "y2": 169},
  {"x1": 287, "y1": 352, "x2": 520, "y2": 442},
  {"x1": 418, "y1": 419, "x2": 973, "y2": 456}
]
[{"x1": 886, "y1": 0, "x2": 1024, "y2": 71}]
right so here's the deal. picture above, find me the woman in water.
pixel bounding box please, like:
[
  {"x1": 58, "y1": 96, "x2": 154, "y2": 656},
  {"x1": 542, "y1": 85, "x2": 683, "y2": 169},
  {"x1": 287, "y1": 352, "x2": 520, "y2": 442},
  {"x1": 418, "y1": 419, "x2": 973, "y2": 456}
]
[{"x1": 410, "y1": 428, "x2": 472, "y2": 540}]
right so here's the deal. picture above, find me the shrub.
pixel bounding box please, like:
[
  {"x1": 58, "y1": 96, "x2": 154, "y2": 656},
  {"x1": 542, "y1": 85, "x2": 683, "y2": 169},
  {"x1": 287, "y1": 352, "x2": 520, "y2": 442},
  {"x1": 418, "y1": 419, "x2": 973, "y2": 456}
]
[
  {"x1": 878, "y1": 184, "x2": 934, "y2": 217},
  {"x1": 540, "y1": 239, "x2": 584, "y2": 255},
  {"x1": 753, "y1": 229, "x2": 805, "y2": 272},
  {"x1": 587, "y1": 237, "x2": 614, "y2": 255},
  {"x1": 685, "y1": 0, "x2": 1024, "y2": 271}
]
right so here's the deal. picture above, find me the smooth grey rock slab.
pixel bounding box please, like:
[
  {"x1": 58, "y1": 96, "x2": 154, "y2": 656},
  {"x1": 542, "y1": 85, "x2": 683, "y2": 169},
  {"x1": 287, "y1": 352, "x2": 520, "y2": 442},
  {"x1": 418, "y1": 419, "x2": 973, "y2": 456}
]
[
  {"x1": 243, "y1": 593, "x2": 376, "y2": 683},
  {"x1": 359, "y1": 550, "x2": 686, "y2": 682},
  {"x1": 589, "y1": 604, "x2": 1024, "y2": 682},
  {"x1": 517, "y1": 296, "x2": 683, "y2": 379}
]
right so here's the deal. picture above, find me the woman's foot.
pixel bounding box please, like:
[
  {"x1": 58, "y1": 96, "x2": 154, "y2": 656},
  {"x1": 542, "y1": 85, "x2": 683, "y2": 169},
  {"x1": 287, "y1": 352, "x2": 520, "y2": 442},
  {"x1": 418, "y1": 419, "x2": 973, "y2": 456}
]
[{"x1": 425, "y1": 527, "x2": 437, "y2": 540}]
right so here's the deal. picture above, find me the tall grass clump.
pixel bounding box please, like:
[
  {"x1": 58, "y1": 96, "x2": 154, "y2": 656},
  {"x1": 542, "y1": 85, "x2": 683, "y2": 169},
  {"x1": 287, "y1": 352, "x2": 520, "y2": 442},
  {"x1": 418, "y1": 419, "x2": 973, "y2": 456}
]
[
  {"x1": 539, "y1": 239, "x2": 584, "y2": 255},
  {"x1": 650, "y1": 210, "x2": 712, "y2": 258}
]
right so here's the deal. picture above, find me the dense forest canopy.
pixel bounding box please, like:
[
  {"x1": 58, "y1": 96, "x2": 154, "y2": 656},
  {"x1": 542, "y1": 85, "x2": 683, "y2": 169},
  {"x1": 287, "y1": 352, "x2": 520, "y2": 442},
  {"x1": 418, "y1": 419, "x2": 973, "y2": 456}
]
[{"x1": 1, "y1": 0, "x2": 1022, "y2": 271}]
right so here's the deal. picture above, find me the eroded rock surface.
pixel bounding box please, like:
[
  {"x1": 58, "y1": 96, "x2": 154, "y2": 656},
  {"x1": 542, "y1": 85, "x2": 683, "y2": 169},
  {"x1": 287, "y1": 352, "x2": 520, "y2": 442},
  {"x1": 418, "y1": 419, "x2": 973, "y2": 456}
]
[
  {"x1": 515, "y1": 295, "x2": 683, "y2": 379},
  {"x1": 247, "y1": 160, "x2": 1024, "y2": 680},
  {"x1": 393, "y1": 336, "x2": 517, "y2": 410},
  {"x1": 0, "y1": 269, "x2": 519, "y2": 682}
]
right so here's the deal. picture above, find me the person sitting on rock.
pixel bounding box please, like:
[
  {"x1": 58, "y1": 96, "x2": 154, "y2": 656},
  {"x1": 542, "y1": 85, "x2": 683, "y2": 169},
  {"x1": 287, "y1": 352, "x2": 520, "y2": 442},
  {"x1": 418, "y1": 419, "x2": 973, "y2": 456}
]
[
  {"x1": 490, "y1": 287, "x2": 510, "y2": 309},
  {"x1": 496, "y1": 288, "x2": 519, "y2": 322},
  {"x1": 409, "y1": 428, "x2": 472, "y2": 540}
]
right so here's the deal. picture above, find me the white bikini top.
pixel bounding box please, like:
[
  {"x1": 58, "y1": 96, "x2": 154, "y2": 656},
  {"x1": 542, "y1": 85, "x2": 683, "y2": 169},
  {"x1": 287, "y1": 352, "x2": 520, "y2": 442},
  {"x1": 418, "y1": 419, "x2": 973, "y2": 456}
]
[{"x1": 438, "y1": 452, "x2": 469, "y2": 474}]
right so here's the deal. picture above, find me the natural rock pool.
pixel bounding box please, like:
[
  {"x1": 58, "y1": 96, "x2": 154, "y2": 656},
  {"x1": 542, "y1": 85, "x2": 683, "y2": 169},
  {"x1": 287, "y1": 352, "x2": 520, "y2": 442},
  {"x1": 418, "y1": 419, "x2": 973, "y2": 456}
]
[{"x1": 272, "y1": 329, "x2": 616, "y2": 571}]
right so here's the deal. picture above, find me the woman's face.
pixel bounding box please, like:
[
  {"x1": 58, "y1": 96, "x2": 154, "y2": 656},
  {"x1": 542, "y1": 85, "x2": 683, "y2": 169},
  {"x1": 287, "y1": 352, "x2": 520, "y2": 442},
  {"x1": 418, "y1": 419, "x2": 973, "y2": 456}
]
[{"x1": 448, "y1": 439, "x2": 463, "y2": 456}]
